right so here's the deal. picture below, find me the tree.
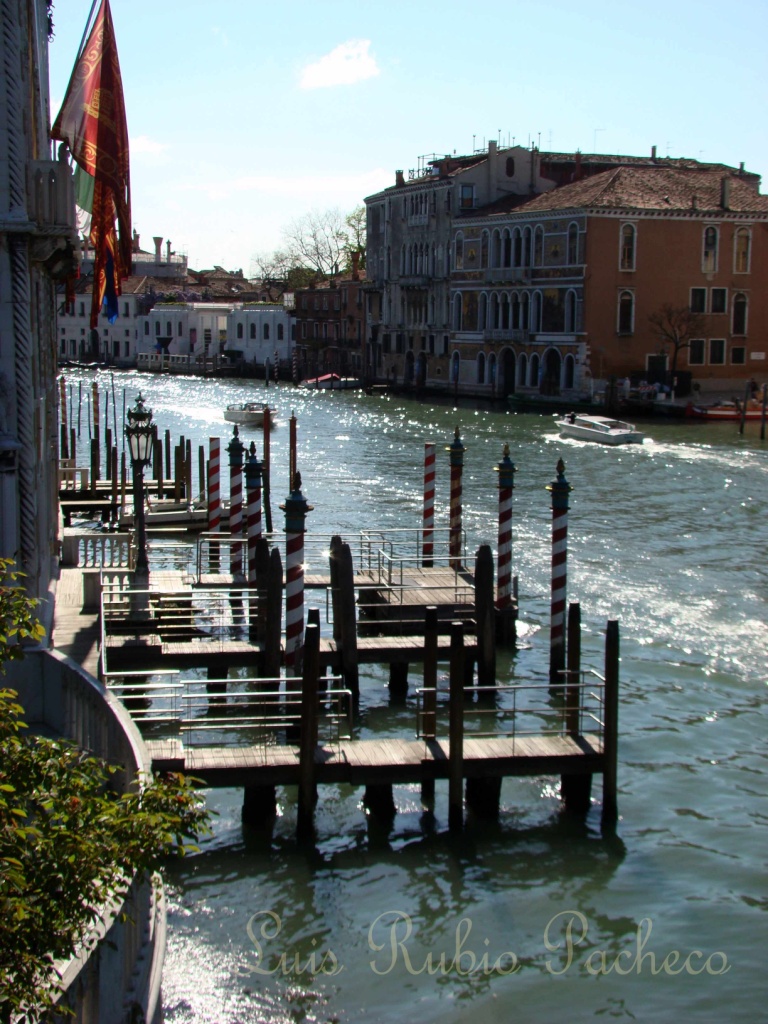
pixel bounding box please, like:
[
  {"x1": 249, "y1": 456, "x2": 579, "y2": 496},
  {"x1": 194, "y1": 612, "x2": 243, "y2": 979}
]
[
  {"x1": 281, "y1": 206, "x2": 366, "y2": 277},
  {"x1": 343, "y1": 205, "x2": 367, "y2": 272},
  {"x1": 0, "y1": 561, "x2": 211, "y2": 1021},
  {"x1": 648, "y1": 304, "x2": 706, "y2": 382}
]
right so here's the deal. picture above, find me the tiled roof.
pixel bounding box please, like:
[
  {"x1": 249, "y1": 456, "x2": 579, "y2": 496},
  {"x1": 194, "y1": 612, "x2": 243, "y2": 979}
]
[{"x1": 483, "y1": 166, "x2": 768, "y2": 217}]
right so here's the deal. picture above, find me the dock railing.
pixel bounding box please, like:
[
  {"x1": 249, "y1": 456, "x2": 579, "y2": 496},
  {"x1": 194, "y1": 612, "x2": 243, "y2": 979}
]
[{"x1": 416, "y1": 673, "x2": 606, "y2": 751}]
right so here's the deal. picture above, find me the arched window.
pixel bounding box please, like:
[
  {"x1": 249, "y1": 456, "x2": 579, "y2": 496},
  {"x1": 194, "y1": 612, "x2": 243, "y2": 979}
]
[
  {"x1": 500, "y1": 293, "x2": 510, "y2": 329},
  {"x1": 166, "y1": 322, "x2": 172, "y2": 336},
  {"x1": 521, "y1": 293, "x2": 529, "y2": 329},
  {"x1": 502, "y1": 229, "x2": 512, "y2": 268},
  {"x1": 490, "y1": 292, "x2": 500, "y2": 329},
  {"x1": 531, "y1": 291, "x2": 542, "y2": 332},
  {"x1": 250, "y1": 323, "x2": 256, "y2": 339},
  {"x1": 511, "y1": 292, "x2": 520, "y2": 329},
  {"x1": 732, "y1": 293, "x2": 747, "y2": 335},
  {"x1": 263, "y1": 323, "x2": 270, "y2": 340},
  {"x1": 523, "y1": 227, "x2": 532, "y2": 267},
  {"x1": 703, "y1": 226, "x2": 718, "y2": 272},
  {"x1": 277, "y1": 323, "x2": 284, "y2": 341},
  {"x1": 144, "y1": 321, "x2": 149, "y2": 335},
  {"x1": 477, "y1": 352, "x2": 486, "y2": 384},
  {"x1": 400, "y1": 245, "x2": 406, "y2": 275},
  {"x1": 618, "y1": 290, "x2": 634, "y2": 334},
  {"x1": 237, "y1": 323, "x2": 243, "y2": 339},
  {"x1": 529, "y1": 352, "x2": 540, "y2": 387},
  {"x1": 488, "y1": 353, "x2": 497, "y2": 386},
  {"x1": 518, "y1": 352, "x2": 528, "y2": 387},
  {"x1": 568, "y1": 223, "x2": 579, "y2": 265},
  {"x1": 491, "y1": 230, "x2": 502, "y2": 268},
  {"x1": 479, "y1": 293, "x2": 488, "y2": 331},
  {"x1": 620, "y1": 224, "x2": 636, "y2": 270},
  {"x1": 533, "y1": 226, "x2": 544, "y2": 266},
  {"x1": 155, "y1": 322, "x2": 160, "y2": 336},
  {"x1": 734, "y1": 229, "x2": 751, "y2": 273}
]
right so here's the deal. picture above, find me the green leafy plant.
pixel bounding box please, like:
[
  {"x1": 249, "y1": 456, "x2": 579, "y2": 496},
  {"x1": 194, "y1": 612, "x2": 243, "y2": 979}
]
[{"x1": 0, "y1": 558, "x2": 46, "y2": 670}]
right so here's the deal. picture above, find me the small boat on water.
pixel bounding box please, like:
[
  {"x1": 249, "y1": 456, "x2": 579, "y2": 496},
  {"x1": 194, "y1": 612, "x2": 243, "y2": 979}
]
[
  {"x1": 557, "y1": 413, "x2": 644, "y2": 445},
  {"x1": 224, "y1": 402, "x2": 273, "y2": 426},
  {"x1": 686, "y1": 400, "x2": 766, "y2": 422},
  {"x1": 299, "y1": 373, "x2": 362, "y2": 390}
]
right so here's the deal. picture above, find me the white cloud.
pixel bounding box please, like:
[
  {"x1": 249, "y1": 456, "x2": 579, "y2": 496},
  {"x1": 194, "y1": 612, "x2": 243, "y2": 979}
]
[
  {"x1": 131, "y1": 135, "x2": 169, "y2": 155},
  {"x1": 299, "y1": 40, "x2": 380, "y2": 90}
]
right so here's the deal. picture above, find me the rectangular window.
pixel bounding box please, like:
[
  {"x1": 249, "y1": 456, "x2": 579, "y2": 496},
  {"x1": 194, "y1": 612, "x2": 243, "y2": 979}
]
[
  {"x1": 690, "y1": 288, "x2": 707, "y2": 313},
  {"x1": 689, "y1": 339, "x2": 705, "y2": 365},
  {"x1": 710, "y1": 288, "x2": 727, "y2": 314},
  {"x1": 459, "y1": 184, "x2": 475, "y2": 210},
  {"x1": 709, "y1": 338, "x2": 725, "y2": 365},
  {"x1": 730, "y1": 346, "x2": 746, "y2": 365}
]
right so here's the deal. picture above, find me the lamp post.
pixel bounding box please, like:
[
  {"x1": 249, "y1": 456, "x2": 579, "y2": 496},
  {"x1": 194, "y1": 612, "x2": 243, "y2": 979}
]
[{"x1": 125, "y1": 393, "x2": 154, "y2": 580}]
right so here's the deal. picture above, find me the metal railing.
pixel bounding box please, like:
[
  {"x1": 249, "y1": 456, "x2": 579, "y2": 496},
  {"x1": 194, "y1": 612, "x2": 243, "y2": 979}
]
[{"x1": 415, "y1": 674, "x2": 605, "y2": 750}]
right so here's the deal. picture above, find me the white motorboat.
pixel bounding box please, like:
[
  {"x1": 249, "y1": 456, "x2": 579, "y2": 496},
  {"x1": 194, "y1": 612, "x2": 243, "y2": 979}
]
[
  {"x1": 224, "y1": 402, "x2": 272, "y2": 427},
  {"x1": 556, "y1": 413, "x2": 644, "y2": 445}
]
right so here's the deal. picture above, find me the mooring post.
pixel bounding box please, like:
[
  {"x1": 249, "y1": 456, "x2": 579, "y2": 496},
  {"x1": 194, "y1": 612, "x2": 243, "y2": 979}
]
[
  {"x1": 421, "y1": 606, "x2": 438, "y2": 803},
  {"x1": 69, "y1": 427, "x2": 76, "y2": 466},
  {"x1": 164, "y1": 428, "x2": 171, "y2": 483},
  {"x1": 153, "y1": 436, "x2": 163, "y2": 499},
  {"x1": 198, "y1": 445, "x2": 206, "y2": 503},
  {"x1": 110, "y1": 447, "x2": 118, "y2": 518},
  {"x1": 173, "y1": 444, "x2": 181, "y2": 502},
  {"x1": 280, "y1": 472, "x2": 313, "y2": 676},
  {"x1": 337, "y1": 542, "x2": 359, "y2": 695},
  {"x1": 289, "y1": 410, "x2": 297, "y2": 490},
  {"x1": 297, "y1": 621, "x2": 320, "y2": 838},
  {"x1": 120, "y1": 452, "x2": 126, "y2": 513},
  {"x1": 185, "y1": 439, "x2": 192, "y2": 499},
  {"x1": 242, "y1": 784, "x2": 276, "y2": 827},
  {"x1": 90, "y1": 437, "x2": 99, "y2": 492},
  {"x1": 494, "y1": 443, "x2": 517, "y2": 646},
  {"x1": 447, "y1": 427, "x2": 466, "y2": 570},
  {"x1": 448, "y1": 620, "x2": 465, "y2": 832},
  {"x1": 227, "y1": 426, "x2": 245, "y2": 579},
  {"x1": 602, "y1": 619, "x2": 620, "y2": 827},
  {"x1": 422, "y1": 442, "x2": 436, "y2": 567},
  {"x1": 546, "y1": 458, "x2": 572, "y2": 685},
  {"x1": 329, "y1": 535, "x2": 343, "y2": 643},
  {"x1": 105, "y1": 427, "x2": 112, "y2": 479},
  {"x1": 474, "y1": 544, "x2": 496, "y2": 690},
  {"x1": 262, "y1": 405, "x2": 273, "y2": 533},
  {"x1": 245, "y1": 442, "x2": 263, "y2": 585},
  {"x1": 92, "y1": 380, "x2": 99, "y2": 439},
  {"x1": 565, "y1": 602, "x2": 581, "y2": 733},
  {"x1": 208, "y1": 436, "x2": 221, "y2": 572}
]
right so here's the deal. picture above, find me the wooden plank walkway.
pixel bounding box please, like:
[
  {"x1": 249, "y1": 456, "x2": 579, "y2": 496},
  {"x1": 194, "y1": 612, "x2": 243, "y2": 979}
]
[
  {"x1": 359, "y1": 566, "x2": 476, "y2": 618},
  {"x1": 52, "y1": 568, "x2": 101, "y2": 677},
  {"x1": 318, "y1": 634, "x2": 477, "y2": 669},
  {"x1": 145, "y1": 733, "x2": 604, "y2": 788}
]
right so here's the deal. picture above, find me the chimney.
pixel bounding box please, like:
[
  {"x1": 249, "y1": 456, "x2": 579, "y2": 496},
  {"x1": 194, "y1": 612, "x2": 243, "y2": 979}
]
[
  {"x1": 395, "y1": 170, "x2": 405, "y2": 187},
  {"x1": 352, "y1": 251, "x2": 360, "y2": 281},
  {"x1": 575, "y1": 151, "x2": 583, "y2": 181},
  {"x1": 166, "y1": 239, "x2": 172, "y2": 262},
  {"x1": 132, "y1": 229, "x2": 140, "y2": 253},
  {"x1": 721, "y1": 176, "x2": 731, "y2": 210},
  {"x1": 487, "y1": 139, "x2": 497, "y2": 192},
  {"x1": 153, "y1": 236, "x2": 163, "y2": 263},
  {"x1": 739, "y1": 161, "x2": 745, "y2": 174},
  {"x1": 651, "y1": 145, "x2": 657, "y2": 161}
]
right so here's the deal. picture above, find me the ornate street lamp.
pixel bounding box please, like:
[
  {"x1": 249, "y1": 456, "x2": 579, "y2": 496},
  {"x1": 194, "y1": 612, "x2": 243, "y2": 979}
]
[{"x1": 125, "y1": 393, "x2": 154, "y2": 577}]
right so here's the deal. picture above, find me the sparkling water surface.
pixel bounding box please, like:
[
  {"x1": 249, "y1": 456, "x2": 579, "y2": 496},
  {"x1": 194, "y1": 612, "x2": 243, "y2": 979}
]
[{"x1": 65, "y1": 369, "x2": 768, "y2": 1023}]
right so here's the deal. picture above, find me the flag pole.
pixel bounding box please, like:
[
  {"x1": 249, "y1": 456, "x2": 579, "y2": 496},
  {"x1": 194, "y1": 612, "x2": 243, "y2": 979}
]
[{"x1": 75, "y1": 0, "x2": 102, "y2": 61}]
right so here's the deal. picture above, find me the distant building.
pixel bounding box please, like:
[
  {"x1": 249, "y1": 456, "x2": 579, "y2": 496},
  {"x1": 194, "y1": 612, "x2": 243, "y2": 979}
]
[
  {"x1": 365, "y1": 144, "x2": 767, "y2": 395},
  {"x1": 293, "y1": 258, "x2": 366, "y2": 379},
  {"x1": 228, "y1": 304, "x2": 295, "y2": 371}
]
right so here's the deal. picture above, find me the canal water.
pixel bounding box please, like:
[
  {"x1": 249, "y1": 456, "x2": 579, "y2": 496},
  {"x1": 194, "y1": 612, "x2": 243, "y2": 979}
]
[{"x1": 64, "y1": 369, "x2": 767, "y2": 1023}]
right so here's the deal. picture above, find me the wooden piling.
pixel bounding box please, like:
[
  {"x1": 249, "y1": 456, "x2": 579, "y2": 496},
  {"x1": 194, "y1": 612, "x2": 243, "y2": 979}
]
[
  {"x1": 164, "y1": 429, "x2": 171, "y2": 482},
  {"x1": 337, "y1": 542, "x2": 359, "y2": 694},
  {"x1": 474, "y1": 544, "x2": 496, "y2": 689},
  {"x1": 289, "y1": 411, "x2": 297, "y2": 488},
  {"x1": 297, "y1": 621, "x2": 320, "y2": 838},
  {"x1": 448, "y1": 620, "x2": 465, "y2": 832},
  {"x1": 173, "y1": 444, "x2": 181, "y2": 502},
  {"x1": 566, "y1": 602, "x2": 581, "y2": 733},
  {"x1": 262, "y1": 546, "x2": 283, "y2": 679},
  {"x1": 329, "y1": 535, "x2": 343, "y2": 643},
  {"x1": 105, "y1": 428, "x2": 112, "y2": 479},
  {"x1": 602, "y1": 619, "x2": 620, "y2": 826},
  {"x1": 110, "y1": 447, "x2": 118, "y2": 515},
  {"x1": 421, "y1": 606, "x2": 438, "y2": 802},
  {"x1": 262, "y1": 406, "x2": 272, "y2": 533},
  {"x1": 242, "y1": 784, "x2": 276, "y2": 827},
  {"x1": 363, "y1": 784, "x2": 396, "y2": 824},
  {"x1": 198, "y1": 445, "x2": 206, "y2": 502},
  {"x1": 153, "y1": 437, "x2": 163, "y2": 499},
  {"x1": 69, "y1": 427, "x2": 76, "y2": 465},
  {"x1": 185, "y1": 439, "x2": 192, "y2": 500},
  {"x1": 60, "y1": 423, "x2": 68, "y2": 460},
  {"x1": 465, "y1": 776, "x2": 501, "y2": 820},
  {"x1": 90, "y1": 437, "x2": 99, "y2": 491}
]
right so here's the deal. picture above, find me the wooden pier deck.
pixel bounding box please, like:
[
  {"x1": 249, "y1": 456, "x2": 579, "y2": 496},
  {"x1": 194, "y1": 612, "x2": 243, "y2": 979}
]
[{"x1": 145, "y1": 733, "x2": 604, "y2": 788}]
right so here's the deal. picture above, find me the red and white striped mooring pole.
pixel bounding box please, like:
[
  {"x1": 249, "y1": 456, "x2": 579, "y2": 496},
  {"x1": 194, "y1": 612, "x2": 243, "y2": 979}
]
[
  {"x1": 281, "y1": 471, "x2": 313, "y2": 675},
  {"x1": 447, "y1": 427, "x2": 466, "y2": 570},
  {"x1": 227, "y1": 426, "x2": 245, "y2": 578},
  {"x1": 422, "y1": 442, "x2": 436, "y2": 567},
  {"x1": 495, "y1": 443, "x2": 516, "y2": 609},
  {"x1": 546, "y1": 458, "x2": 573, "y2": 683},
  {"x1": 208, "y1": 436, "x2": 221, "y2": 569},
  {"x1": 245, "y1": 441, "x2": 263, "y2": 584}
]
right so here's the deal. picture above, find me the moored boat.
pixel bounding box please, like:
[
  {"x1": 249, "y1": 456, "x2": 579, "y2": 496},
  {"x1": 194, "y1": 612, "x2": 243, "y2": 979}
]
[
  {"x1": 686, "y1": 400, "x2": 766, "y2": 422},
  {"x1": 223, "y1": 402, "x2": 272, "y2": 426},
  {"x1": 299, "y1": 373, "x2": 362, "y2": 390},
  {"x1": 556, "y1": 413, "x2": 644, "y2": 445}
]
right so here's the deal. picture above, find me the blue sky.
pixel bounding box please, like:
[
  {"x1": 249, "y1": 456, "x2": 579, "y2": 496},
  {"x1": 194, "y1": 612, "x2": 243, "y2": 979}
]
[{"x1": 48, "y1": 0, "x2": 768, "y2": 275}]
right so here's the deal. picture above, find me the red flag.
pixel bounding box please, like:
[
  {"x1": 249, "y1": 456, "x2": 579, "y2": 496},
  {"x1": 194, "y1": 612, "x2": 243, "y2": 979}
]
[{"x1": 51, "y1": 0, "x2": 130, "y2": 327}]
